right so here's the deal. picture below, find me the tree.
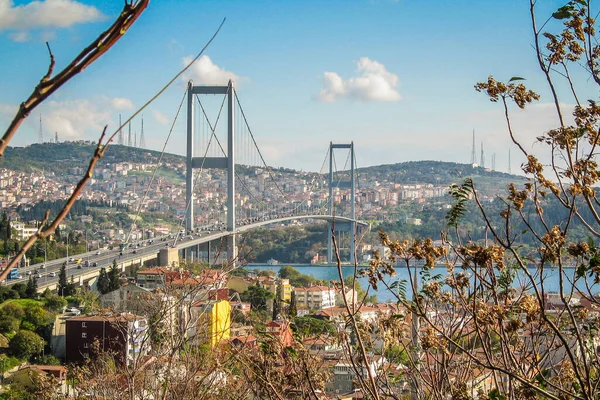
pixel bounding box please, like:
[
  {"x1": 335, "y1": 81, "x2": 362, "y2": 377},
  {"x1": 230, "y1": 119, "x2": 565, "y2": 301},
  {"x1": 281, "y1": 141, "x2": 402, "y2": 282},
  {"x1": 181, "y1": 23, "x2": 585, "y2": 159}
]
[
  {"x1": 240, "y1": 285, "x2": 273, "y2": 312},
  {"x1": 57, "y1": 263, "x2": 67, "y2": 296},
  {"x1": 272, "y1": 284, "x2": 282, "y2": 321},
  {"x1": 353, "y1": 3, "x2": 600, "y2": 399},
  {"x1": 43, "y1": 293, "x2": 67, "y2": 313},
  {"x1": 97, "y1": 267, "x2": 111, "y2": 294},
  {"x1": 0, "y1": 0, "x2": 150, "y2": 284},
  {"x1": 108, "y1": 259, "x2": 121, "y2": 292},
  {"x1": 292, "y1": 316, "x2": 335, "y2": 337},
  {"x1": 288, "y1": 290, "x2": 297, "y2": 318},
  {"x1": 23, "y1": 305, "x2": 50, "y2": 330},
  {"x1": 25, "y1": 276, "x2": 37, "y2": 298},
  {"x1": 8, "y1": 330, "x2": 45, "y2": 360}
]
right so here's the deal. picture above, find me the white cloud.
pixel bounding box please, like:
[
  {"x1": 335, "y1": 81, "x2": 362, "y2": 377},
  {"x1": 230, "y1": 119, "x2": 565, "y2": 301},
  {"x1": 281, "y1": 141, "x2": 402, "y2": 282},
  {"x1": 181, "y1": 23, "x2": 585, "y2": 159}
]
[
  {"x1": 111, "y1": 97, "x2": 134, "y2": 110},
  {"x1": 318, "y1": 57, "x2": 401, "y2": 102},
  {"x1": 8, "y1": 30, "x2": 29, "y2": 42},
  {"x1": 0, "y1": 0, "x2": 104, "y2": 37},
  {"x1": 153, "y1": 110, "x2": 169, "y2": 125},
  {"x1": 41, "y1": 99, "x2": 112, "y2": 140},
  {"x1": 182, "y1": 55, "x2": 240, "y2": 86}
]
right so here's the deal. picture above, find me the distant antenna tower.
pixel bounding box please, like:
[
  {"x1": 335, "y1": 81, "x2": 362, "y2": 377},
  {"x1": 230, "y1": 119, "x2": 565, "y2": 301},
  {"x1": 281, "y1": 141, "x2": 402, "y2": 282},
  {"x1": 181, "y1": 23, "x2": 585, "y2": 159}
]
[
  {"x1": 492, "y1": 153, "x2": 496, "y2": 171},
  {"x1": 508, "y1": 149, "x2": 512, "y2": 174},
  {"x1": 38, "y1": 115, "x2": 43, "y2": 143},
  {"x1": 139, "y1": 116, "x2": 146, "y2": 149},
  {"x1": 128, "y1": 121, "x2": 132, "y2": 147},
  {"x1": 470, "y1": 129, "x2": 476, "y2": 165},
  {"x1": 118, "y1": 114, "x2": 123, "y2": 145},
  {"x1": 54, "y1": 132, "x2": 58, "y2": 143},
  {"x1": 480, "y1": 141, "x2": 485, "y2": 169}
]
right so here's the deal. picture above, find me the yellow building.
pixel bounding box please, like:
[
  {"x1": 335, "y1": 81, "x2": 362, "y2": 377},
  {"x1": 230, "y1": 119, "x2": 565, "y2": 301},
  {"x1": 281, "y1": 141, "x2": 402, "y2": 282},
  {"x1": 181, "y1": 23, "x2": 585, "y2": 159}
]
[
  {"x1": 260, "y1": 277, "x2": 292, "y2": 302},
  {"x1": 192, "y1": 300, "x2": 232, "y2": 347}
]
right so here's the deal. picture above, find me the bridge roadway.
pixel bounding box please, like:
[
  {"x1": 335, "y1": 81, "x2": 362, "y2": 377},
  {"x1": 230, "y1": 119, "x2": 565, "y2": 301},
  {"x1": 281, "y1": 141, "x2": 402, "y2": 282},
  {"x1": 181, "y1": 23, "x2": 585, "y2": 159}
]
[{"x1": 4, "y1": 215, "x2": 367, "y2": 292}]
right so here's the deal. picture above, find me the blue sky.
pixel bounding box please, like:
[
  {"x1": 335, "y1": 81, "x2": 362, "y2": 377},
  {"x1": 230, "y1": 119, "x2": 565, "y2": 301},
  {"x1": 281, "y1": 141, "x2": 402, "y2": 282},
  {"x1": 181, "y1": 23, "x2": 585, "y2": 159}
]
[{"x1": 0, "y1": 0, "x2": 583, "y2": 173}]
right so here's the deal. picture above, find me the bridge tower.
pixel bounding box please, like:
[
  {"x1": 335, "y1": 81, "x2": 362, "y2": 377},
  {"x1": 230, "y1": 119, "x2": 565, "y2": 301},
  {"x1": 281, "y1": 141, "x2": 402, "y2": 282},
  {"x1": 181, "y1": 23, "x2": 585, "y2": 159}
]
[
  {"x1": 186, "y1": 80, "x2": 236, "y2": 262},
  {"x1": 327, "y1": 142, "x2": 356, "y2": 264}
]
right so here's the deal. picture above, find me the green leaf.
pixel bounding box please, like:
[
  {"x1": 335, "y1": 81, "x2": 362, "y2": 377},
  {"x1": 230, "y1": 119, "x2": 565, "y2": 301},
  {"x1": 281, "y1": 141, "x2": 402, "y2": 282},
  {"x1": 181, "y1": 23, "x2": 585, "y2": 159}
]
[
  {"x1": 508, "y1": 77, "x2": 525, "y2": 82},
  {"x1": 552, "y1": 6, "x2": 574, "y2": 19},
  {"x1": 285, "y1": 346, "x2": 298, "y2": 358}
]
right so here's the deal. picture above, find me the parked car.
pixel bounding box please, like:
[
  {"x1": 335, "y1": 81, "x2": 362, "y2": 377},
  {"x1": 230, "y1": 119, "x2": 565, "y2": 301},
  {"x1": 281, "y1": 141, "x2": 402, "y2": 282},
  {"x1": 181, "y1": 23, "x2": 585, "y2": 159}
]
[
  {"x1": 49, "y1": 272, "x2": 56, "y2": 277},
  {"x1": 95, "y1": 250, "x2": 101, "y2": 255},
  {"x1": 69, "y1": 257, "x2": 75, "y2": 262},
  {"x1": 39, "y1": 264, "x2": 46, "y2": 269},
  {"x1": 92, "y1": 262, "x2": 97, "y2": 267}
]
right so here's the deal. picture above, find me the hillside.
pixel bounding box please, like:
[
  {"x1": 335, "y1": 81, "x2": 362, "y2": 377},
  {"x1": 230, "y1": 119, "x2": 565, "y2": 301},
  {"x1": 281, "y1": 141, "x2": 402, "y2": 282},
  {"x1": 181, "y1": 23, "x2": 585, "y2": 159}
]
[
  {"x1": 357, "y1": 160, "x2": 526, "y2": 197},
  {"x1": 0, "y1": 143, "x2": 527, "y2": 196},
  {"x1": 0, "y1": 142, "x2": 183, "y2": 175}
]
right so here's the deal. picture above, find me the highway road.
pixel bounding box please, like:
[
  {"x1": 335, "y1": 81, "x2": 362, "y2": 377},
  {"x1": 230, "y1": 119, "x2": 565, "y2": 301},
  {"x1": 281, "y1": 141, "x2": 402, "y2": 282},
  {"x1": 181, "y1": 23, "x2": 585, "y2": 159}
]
[{"x1": 2, "y1": 230, "x2": 222, "y2": 288}]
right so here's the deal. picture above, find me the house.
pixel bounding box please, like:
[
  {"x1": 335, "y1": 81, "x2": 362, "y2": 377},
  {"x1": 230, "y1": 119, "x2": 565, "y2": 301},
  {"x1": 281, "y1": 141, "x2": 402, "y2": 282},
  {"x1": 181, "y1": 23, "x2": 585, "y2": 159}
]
[
  {"x1": 294, "y1": 285, "x2": 336, "y2": 311},
  {"x1": 335, "y1": 287, "x2": 359, "y2": 307},
  {"x1": 325, "y1": 356, "x2": 386, "y2": 395},
  {"x1": 65, "y1": 313, "x2": 149, "y2": 366},
  {"x1": 7, "y1": 365, "x2": 68, "y2": 395},
  {"x1": 265, "y1": 320, "x2": 294, "y2": 347},
  {"x1": 100, "y1": 283, "x2": 153, "y2": 312},
  {"x1": 136, "y1": 267, "x2": 191, "y2": 289}
]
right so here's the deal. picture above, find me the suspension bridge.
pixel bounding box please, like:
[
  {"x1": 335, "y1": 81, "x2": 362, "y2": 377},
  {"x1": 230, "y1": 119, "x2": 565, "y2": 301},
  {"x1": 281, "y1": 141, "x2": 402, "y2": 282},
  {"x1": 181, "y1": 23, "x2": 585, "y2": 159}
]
[{"x1": 12, "y1": 81, "x2": 369, "y2": 291}]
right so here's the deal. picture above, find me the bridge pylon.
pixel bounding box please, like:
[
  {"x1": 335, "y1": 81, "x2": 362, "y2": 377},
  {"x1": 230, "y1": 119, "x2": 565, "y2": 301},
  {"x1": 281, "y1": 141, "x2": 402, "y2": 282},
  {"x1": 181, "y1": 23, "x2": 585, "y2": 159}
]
[
  {"x1": 186, "y1": 80, "x2": 237, "y2": 264},
  {"x1": 327, "y1": 142, "x2": 356, "y2": 264}
]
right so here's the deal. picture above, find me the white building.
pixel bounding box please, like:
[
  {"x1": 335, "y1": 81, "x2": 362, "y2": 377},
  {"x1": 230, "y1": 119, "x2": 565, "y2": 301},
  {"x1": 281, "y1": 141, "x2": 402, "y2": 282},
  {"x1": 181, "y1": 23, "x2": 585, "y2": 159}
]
[{"x1": 294, "y1": 285, "x2": 336, "y2": 310}]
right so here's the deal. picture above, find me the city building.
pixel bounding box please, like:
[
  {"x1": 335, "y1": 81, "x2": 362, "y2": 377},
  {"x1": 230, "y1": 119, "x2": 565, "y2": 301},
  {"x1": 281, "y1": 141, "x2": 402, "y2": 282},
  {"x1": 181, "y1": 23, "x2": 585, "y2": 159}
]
[
  {"x1": 294, "y1": 285, "x2": 336, "y2": 311},
  {"x1": 188, "y1": 300, "x2": 231, "y2": 347},
  {"x1": 65, "y1": 313, "x2": 149, "y2": 366}
]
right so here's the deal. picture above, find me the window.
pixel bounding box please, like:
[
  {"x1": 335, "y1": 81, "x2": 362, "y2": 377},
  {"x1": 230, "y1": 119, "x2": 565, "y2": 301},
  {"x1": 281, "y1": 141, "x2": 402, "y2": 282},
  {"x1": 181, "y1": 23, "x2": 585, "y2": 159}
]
[{"x1": 82, "y1": 332, "x2": 87, "y2": 338}]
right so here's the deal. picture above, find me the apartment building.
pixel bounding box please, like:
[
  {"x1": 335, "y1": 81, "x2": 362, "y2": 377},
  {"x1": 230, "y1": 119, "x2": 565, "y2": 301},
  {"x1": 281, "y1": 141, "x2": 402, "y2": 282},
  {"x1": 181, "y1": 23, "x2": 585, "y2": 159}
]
[
  {"x1": 65, "y1": 313, "x2": 149, "y2": 366},
  {"x1": 294, "y1": 285, "x2": 336, "y2": 311}
]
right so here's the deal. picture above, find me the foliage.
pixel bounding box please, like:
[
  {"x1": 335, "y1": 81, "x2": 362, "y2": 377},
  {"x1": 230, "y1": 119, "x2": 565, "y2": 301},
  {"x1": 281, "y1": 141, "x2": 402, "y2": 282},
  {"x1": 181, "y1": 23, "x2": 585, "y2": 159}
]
[
  {"x1": 10, "y1": 283, "x2": 26, "y2": 299},
  {"x1": 272, "y1": 284, "x2": 282, "y2": 321},
  {"x1": 8, "y1": 330, "x2": 45, "y2": 360},
  {"x1": 22, "y1": 304, "x2": 51, "y2": 331},
  {"x1": 25, "y1": 276, "x2": 37, "y2": 299},
  {"x1": 108, "y1": 259, "x2": 121, "y2": 292},
  {"x1": 72, "y1": 287, "x2": 99, "y2": 313},
  {"x1": 278, "y1": 265, "x2": 316, "y2": 287},
  {"x1": 239, "y1": 285, "x2": 273, "y2": 312},
  {"x1": 42, "y1": 292, "x2": 67, "y2": 313},
  {"x1": 292, "y1": 316, "x2": 335, "y2": 337},
  {"x1": 57, "y1": 263, "x2": 69, "y2": 296},
  {"x1": 288, "y1": 290, "x2": 297, "y2": 318},
  {"x1": 97, "y1": 267, "x2": 111, "y2": 295}
]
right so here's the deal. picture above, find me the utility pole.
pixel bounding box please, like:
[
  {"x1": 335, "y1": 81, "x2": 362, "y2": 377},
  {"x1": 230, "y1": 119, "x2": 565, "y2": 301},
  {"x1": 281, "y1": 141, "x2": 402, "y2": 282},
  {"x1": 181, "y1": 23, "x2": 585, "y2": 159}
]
[
  {"x1": 118, "y1": 114, "x2": 123, "y2": 145},
  {"x1": 480, "y1": 141, "x2": 485, "y2": 169},
  {"x1": 38, "y1": 115, "x2": 44, "y2": 143},
  {"x1": 470, "y1": 129, "x2": 476, "y2": 165}
]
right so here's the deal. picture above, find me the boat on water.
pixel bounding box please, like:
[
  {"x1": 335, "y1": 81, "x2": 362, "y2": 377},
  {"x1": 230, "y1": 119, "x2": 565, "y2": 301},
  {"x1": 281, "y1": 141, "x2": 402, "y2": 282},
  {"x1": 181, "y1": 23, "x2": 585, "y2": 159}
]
[{"x1": 267, "y1": 258, "x2": 279, "y2": 265}]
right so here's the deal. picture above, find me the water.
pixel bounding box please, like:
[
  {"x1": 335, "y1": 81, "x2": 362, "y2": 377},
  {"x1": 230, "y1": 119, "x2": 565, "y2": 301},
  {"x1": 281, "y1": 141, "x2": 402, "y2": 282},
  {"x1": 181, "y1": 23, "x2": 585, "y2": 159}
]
[{"x1": 247, "y1": 264, "x2": 596, "y2": 303}]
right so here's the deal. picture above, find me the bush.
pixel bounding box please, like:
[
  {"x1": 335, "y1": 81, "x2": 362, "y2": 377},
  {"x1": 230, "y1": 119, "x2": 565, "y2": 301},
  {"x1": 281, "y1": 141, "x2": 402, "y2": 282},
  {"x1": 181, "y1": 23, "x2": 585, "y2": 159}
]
[
  {"x1": 8, "y1": 330, "x2": 45, "y2": 360},
  {"x1": 43, "y1": 293, "x2": 67, "y2": 312}
]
